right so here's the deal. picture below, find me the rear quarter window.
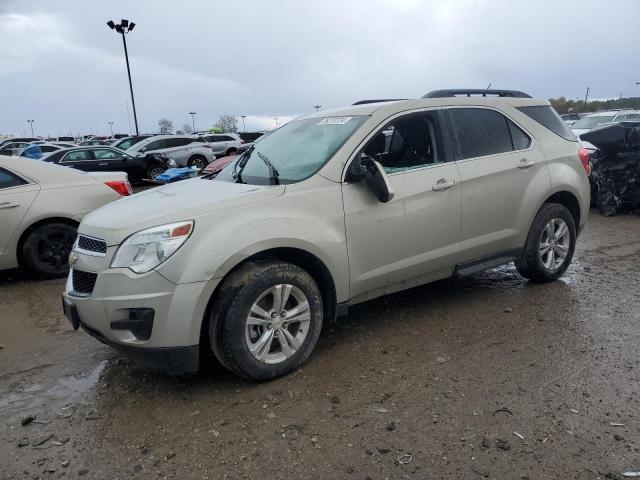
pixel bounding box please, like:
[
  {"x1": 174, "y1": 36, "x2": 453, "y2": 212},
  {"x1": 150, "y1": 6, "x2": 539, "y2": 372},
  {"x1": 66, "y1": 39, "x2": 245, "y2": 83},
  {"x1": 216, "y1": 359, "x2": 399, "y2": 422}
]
[
  {"x1": 0, "y1": 168, "x2": 27, "y2": 188},
  {"x1": 517, "y1": 105, "x2": 577, "y2": 141}
]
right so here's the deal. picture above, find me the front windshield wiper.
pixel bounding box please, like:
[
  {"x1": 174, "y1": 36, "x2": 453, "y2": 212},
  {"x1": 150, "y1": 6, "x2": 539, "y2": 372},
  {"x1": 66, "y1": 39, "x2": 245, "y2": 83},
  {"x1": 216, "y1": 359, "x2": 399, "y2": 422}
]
[
  {"x1": 256, "y1": 151, "x2": 280, "y2": 185},
  {"x1": 232, "y1": 145, "x2": 254, "y2": 183}
]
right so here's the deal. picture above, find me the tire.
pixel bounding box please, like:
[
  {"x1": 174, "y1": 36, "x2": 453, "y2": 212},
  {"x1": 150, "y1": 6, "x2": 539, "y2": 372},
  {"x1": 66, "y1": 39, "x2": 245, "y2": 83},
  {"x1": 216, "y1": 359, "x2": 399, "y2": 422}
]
[
  {"x1": 187, "y1": 155, "x2": 207, "y2": 170},
  {"x1": 226, "y1": 148, "x2": 237, "y2": 156},
  {"x1": 515, "y1": 203, "x2": 576, "y2": 283},
  {"x1": 21, "y1": 222, "x2": 77, "y2": 278},
  {"x1": 209, "y1": 260, "x2": 323, "y2": 381},
  {"x1": 147, "y1": 165, "x2": 165, "y2": 180}
]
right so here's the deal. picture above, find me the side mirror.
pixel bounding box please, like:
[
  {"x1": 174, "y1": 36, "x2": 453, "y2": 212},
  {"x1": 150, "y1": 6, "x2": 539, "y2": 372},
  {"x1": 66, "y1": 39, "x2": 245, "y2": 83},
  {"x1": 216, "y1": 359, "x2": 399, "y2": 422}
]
[
  {"x1": 366, "y1": 159, "x2": 395, "y2": 203},
  {"x1": 346, "y1": 154, "x2": 394, "y2": 203}
]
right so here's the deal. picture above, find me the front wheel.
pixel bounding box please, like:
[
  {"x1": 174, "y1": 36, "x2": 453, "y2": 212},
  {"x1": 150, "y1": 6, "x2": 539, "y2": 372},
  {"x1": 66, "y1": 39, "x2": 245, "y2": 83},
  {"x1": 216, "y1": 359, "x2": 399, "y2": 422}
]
[
  {"x1": 21, "y1": 222, "x2": 77, "y2": 278},
  {"x1": 515, "y1": 203, "x2": 576, "y2": 283},
  {"x1": 147, "y1": 165, "x2": 165, "y2": 180},
  {"x1": 211, "y1": 261, "x2": 323, "y2": 381}
]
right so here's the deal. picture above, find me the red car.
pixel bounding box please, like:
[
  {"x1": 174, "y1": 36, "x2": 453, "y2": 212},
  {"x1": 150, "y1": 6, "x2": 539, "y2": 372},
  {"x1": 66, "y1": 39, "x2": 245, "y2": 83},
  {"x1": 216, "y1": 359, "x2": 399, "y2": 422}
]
[{"x1": 202, "y1": 154, "x2": 237, "y2": 176}]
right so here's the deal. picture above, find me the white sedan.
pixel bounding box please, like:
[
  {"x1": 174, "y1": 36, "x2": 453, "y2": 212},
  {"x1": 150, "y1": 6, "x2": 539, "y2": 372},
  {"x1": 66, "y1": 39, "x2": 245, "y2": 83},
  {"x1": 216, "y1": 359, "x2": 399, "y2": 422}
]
[{"x1": 0, "y1": 156, "x2": 132, "y2": 277}]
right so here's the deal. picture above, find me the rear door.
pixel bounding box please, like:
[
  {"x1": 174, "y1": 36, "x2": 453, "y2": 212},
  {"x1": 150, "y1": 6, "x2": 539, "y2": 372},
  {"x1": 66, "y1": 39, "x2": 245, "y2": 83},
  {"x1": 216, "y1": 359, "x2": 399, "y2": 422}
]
[
  {"x1": 0, "y1": 167, "x2": 39, "y2": 255},
  {"x1": 446, "y1": 107, "x2": 549, "y2": 262},
  {"x1": 89, "y1": 148, "x2": 128, "y2": 174},
  {"x1": 59, "y1": 149, "x2": 95, "y2": 171}
]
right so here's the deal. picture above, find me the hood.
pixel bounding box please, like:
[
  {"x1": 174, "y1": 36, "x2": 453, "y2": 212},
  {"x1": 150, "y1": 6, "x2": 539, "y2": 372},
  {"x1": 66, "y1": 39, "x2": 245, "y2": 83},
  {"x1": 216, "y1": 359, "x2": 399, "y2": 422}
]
[
  {"x1": 80, "y1": 177, "x2": 284, "y2": 245},
  {"x1": 581, "y1": 121, "x2": 640, "y2": 153}
]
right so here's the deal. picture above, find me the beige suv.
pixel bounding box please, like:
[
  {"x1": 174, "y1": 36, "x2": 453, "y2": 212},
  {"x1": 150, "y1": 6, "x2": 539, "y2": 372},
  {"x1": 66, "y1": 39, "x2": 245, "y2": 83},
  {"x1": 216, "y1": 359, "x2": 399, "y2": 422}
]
[{"x1": 63, "y1": 89, "x2": 591, "y2": 380}]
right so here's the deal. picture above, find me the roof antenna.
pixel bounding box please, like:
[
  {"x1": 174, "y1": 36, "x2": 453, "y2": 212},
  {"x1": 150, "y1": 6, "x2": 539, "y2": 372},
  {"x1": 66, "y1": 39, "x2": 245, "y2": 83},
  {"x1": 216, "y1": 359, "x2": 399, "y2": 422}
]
[{"x1": 486, "y1": 82, "x2": 493, "y2": 90}]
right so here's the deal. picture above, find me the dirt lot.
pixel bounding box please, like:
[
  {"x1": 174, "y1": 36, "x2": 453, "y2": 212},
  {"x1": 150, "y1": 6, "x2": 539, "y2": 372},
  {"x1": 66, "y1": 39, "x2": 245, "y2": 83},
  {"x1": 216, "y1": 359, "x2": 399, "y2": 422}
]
[{"x1": 1, "y1": 211, "x2": 640, "y2": 480}]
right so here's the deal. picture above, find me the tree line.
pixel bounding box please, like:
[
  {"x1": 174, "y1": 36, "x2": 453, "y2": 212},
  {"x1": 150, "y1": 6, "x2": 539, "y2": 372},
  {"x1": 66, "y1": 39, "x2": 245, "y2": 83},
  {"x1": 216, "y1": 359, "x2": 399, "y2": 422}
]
[
  {"x1": 157, "y1": 115, "x2": 239, "y2": 135},
  {"x1": 549, "y1": 96, "x2": 640, "y2": 114}
]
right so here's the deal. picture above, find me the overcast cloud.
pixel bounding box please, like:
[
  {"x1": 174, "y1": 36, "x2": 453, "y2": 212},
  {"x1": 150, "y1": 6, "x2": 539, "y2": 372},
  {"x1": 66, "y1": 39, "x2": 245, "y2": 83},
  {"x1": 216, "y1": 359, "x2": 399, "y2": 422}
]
[{"x1": 1, "y1": 0, "x2": 639, "y2": 137}]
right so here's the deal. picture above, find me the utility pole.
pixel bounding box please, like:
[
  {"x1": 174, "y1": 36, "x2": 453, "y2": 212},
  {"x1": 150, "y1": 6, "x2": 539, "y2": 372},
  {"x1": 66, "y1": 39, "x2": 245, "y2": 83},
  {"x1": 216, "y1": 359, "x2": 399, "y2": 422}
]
[
  {"x1": 241, "y1": 115, "x2": 247, "y2": 132},
  {"x1": 27, "y1": 120, "x2": 35, "y2": 137},
  {"x1": 108, "y1": 121, "x2": 114, "y2": 137},
  {"x1": 584, "y1": 86, "x2": 590, "y2": 110}
]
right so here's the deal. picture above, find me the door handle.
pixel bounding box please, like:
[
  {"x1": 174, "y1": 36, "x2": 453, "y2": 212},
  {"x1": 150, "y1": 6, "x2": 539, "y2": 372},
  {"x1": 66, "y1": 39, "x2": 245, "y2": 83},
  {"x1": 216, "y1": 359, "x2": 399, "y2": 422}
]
[
  {"x1": 0, "y1": 201, "x2": 20, "y2": 209},
  {"x1": 98, "y1": 162, "x2": 108, "y2": 166},
  {"x1": 432, "y1": 178, "x2": 457, "y2": 191},
  {"x1": 517, "y1": 158, "x2": 535, "y2": 169}
]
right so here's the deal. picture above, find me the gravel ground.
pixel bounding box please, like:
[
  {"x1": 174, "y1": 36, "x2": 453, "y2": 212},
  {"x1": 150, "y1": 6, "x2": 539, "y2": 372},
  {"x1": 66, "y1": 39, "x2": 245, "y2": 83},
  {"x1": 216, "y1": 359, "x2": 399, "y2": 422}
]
[{"x1": 1, "y1": 211, "x2": 639, "y2": 480}]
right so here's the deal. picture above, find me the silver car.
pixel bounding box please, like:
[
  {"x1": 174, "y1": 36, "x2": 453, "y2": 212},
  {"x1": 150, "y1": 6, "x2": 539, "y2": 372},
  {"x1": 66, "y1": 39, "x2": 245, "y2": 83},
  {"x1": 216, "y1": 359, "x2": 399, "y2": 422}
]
[
  {"x1": 127, "y1": 135, "x2": 216, "y2": 169},
  {"x1": 199, "y1": 133, "x2": 243, "y2": 156},
  {"x1": 63, "y1": 89, "x2": 590, "y2": 380}
]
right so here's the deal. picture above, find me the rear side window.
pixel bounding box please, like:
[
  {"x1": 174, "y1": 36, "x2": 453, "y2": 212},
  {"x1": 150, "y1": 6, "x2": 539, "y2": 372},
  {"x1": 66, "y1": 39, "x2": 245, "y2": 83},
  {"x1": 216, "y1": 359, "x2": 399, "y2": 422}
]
[
  {"x1": 517, "y1": 105, "x2": 577, "y2": 141},
  {"x1": 448, "y1": 108, "x2": 514, "y2": 159},
  {"x1": 0, "y1": 168, "x2": 27, "y2": 188},
  {"x1": 64, "y1": 150, "x2": 91, "y2": 161},
  {"x1": 166, "y1": 138, "x2": 192, "y2": 148},
  {"x1": 508, "y1": 121, "x2": 531, "y2": 150}
]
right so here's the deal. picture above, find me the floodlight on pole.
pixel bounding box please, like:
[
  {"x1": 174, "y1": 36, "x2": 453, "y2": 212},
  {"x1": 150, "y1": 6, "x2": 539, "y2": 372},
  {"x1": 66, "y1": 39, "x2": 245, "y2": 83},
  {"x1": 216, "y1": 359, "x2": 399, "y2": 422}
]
[
  {"x1": 107, "y1": 19, "x2": 139, "y2": 135},
  {"x1": 27, "y1": 120, "x2": 35, "y2": 137},
  {"x1": 314, "y1": 105, "x2": 321, "y2": 112},
  {"x1": 241, "y1": 115, "x2": 247, "y2": 132},
  {"x1": 189, "y1": 112, "x2": 196, "y2": 132},
  {"x1": 108, "y1": 121, "x2": 114, "y2": 137}
]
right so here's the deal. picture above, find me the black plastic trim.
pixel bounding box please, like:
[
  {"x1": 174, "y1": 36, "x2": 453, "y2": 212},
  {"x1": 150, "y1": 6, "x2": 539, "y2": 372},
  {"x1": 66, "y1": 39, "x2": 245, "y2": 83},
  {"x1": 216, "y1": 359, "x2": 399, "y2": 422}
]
[
  {"x1": 424, "y1": 89, "x2": 531, "y2": 99},
  {"x1": 454, "y1": 249, "x2": 522, "y2": 277}
]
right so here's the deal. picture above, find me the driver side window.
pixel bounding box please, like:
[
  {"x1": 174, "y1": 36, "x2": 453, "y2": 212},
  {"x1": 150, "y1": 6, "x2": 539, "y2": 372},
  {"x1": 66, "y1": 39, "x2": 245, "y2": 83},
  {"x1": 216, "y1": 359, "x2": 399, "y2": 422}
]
[{"x1": 362, "y1": 111, "x2": 443, "y2": 174}]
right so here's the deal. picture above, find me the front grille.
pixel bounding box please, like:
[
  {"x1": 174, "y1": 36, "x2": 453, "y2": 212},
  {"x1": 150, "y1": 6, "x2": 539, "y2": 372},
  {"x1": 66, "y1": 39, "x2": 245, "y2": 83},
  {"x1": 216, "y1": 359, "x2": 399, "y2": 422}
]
[
  {"x1": 72, "y1": 269, "x2": 98, "y2": 295},
  {"x1": 78, "y1": 235, "x2": 107, "y2": 254}
]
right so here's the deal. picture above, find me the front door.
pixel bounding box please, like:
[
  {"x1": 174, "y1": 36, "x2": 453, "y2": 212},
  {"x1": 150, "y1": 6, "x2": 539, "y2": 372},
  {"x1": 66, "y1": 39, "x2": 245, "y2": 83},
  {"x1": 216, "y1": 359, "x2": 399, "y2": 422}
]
[{"x1": 342, "y1": 110, "x2": 462, "y2": 301}]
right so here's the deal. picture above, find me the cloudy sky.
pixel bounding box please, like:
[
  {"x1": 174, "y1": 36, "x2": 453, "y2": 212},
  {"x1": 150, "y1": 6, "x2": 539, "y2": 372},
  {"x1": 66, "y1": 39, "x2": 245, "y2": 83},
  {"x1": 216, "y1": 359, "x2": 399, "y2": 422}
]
[{"x1": 1, "y1": 0, "x2": 639, "y2": 137}]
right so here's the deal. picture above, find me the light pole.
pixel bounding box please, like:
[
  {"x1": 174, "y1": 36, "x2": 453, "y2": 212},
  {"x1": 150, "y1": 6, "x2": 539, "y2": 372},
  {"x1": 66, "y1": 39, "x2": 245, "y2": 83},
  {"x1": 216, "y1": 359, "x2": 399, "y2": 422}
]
[
  {"x1": 27, "y1": 120, "x2": 35, "y2": 137},
  {"x1": 241, "y1": 115, "x2": 247, "y2": 132},
  {"x1": 108, "y1": 121, "x2": 114, "y2": 137},
  {"x1": 189, "y1": 112, "x2": 196, "y2": 132},
  {"x1": 314, "y1": 105, "x2": 321, "y2": 112},
  {"x1": 274, "y1": 117, "x2": 279, "y2": 129},
  {"x1": 107, "y1": 19, "x2": 139, "y2": 135}
]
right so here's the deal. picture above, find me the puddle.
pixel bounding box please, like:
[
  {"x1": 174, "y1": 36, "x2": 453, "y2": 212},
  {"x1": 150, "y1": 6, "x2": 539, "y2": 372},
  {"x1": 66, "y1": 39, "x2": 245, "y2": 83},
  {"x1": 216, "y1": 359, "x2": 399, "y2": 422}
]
[{"x1": 0, "y1": 361, "x2": 108, "y2": 417}]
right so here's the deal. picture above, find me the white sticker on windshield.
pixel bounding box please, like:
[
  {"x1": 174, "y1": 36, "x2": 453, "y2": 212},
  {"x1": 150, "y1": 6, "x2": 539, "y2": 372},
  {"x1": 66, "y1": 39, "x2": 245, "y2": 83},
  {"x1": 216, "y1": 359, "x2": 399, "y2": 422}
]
[{"x1": 317, "y1": 117, "x2": 353, "y2": 125}]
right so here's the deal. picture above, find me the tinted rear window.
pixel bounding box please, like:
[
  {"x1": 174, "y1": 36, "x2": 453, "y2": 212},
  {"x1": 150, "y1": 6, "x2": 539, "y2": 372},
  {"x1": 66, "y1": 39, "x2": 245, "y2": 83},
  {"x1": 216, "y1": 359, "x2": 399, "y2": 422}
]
[
  {"x1": 0, "y1": 168, "x2": 27, "y2": 188},
  {"x1": 517, "y1": 105, "x2": 577, "y2": 141},
  {"x1": 449, "y1": 108, "x2": 514, "y2": 159}
]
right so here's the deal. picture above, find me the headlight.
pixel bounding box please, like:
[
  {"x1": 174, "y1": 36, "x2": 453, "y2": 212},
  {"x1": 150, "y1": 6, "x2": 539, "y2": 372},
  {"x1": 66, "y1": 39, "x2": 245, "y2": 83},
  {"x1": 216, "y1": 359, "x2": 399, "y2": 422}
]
[
  {"x1": 167, "y1": 159, "x2": 177, "y2": 167},
  {"x1": 111, "y1": 221, "x2": 193, "y2": 273}
]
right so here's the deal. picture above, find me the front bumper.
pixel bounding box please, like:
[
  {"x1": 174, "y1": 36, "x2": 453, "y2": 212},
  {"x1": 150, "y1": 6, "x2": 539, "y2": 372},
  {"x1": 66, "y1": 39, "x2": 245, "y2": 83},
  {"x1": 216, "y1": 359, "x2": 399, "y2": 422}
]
[{"x1": 63, "y1": 266, "x2": 219, "y2": 374}]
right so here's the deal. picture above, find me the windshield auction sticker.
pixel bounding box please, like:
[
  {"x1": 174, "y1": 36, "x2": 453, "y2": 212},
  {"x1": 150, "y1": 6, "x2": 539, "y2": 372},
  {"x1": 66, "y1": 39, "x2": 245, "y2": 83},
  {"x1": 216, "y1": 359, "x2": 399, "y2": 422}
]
[{"x1": 317, "y1": 117, "x2": 353, "y2": 125}]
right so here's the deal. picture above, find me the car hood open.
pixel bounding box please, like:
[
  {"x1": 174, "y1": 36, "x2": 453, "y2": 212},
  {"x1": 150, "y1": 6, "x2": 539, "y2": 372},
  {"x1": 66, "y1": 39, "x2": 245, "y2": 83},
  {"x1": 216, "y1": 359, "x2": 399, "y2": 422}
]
[
  {"x1": 79, "y1": 178, "x2": 285, "y2": 246},
  {"x1": 581, "y1": 121, "x2": 640, "y2": 153}
]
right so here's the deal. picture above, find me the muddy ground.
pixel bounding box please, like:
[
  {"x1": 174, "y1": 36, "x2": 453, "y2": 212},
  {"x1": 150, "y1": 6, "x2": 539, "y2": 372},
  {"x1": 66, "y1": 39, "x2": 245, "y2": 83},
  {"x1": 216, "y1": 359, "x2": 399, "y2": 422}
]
[{"x1": 1, "y1": 211, "x2": 639, "y2": 480}]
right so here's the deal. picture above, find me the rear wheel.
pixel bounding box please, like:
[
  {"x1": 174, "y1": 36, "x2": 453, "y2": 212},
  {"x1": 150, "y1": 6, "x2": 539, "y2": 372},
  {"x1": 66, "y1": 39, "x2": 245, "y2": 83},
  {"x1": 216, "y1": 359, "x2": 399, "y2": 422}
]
[
  {"x1": 515, "y1": 203, "x2": 576, "y2": 283},
  {"x1": 210, "y1": 261, "x2": 323, "y2": 381},
  {"x1": 21, "y1": 222, "x2": 77, "y2": 278},
  {"x1": 187, "y1": 155, "x2": 207, "y2": 170}
]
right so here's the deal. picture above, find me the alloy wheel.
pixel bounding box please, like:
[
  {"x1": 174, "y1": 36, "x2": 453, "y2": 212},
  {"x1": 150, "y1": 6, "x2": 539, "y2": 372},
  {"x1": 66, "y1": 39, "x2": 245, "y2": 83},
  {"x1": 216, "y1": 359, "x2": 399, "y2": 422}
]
[
  {"x1": 244, "y1": 284, "x2": 311, "y2": 364},
  {"x1": 539, "y1": 218, "x2": 570, "y2": 270}
]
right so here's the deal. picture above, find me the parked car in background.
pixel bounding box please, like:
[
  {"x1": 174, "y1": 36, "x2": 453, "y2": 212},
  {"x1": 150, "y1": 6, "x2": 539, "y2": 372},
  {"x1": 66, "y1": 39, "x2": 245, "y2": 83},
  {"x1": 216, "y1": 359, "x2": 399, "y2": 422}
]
[
  {"x1": 15, "y1": 143, "x2": 64, "y2": 159},
  {"x1": 202, "y1": 154, "x2": 238, "y2": 177},
  {"x1": 0, "y1": 142, "x2": 31, "y2": 156},
  {"x1": 79, "y1": 140, "x2": 110, "y2": 146},
  {"x1": 42, "y1": 146, "x2": 176, "y2": 182},
  {"x1": 127, "y1": 135, "x2": 215, "y2": 170},
  {"x1": 572, "y1": 110, "x2": 640, "y2": 136},
  {"x1": 0, "y1": 156, "x2": 131, "y2": 277},
  {"x1": 57, "y1": 136, "x2": 77, "y2": 143},
  {"x1": 0, "y1": 137, "x2": 39, "y2": 148},
  {"x1": 112, "y1": 135, "x2": 154, "y2": 150},
  {"x1": 561, "y1": 113, "x2": 583, "y2": 126},
  {"x1": 63, "y1": 89, "x2": 590, "y2": 380},
  {"x1": 199, "y1": 133, "x2": 243, "y2": 156}
]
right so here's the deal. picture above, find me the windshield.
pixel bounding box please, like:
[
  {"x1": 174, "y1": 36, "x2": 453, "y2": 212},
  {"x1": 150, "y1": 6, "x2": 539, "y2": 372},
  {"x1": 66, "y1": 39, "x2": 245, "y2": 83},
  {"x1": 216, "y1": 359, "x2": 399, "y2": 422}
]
[
  {"x1": 572, "y1": 115, "x2": 616, "y2": 129},
  {"x1": 216, "y1": 116, "x2": 367, "y2": 185}
]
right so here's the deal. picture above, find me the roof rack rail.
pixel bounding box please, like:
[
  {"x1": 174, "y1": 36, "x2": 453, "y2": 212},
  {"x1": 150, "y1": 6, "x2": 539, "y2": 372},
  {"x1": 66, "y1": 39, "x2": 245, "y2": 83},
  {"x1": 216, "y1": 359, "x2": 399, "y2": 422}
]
[
  {"x1": 423, "y1": 89, "x2": 532, "y2": 99},
  {"x1": 352, "y1": 99, "x2": 407, "y2": 105}
]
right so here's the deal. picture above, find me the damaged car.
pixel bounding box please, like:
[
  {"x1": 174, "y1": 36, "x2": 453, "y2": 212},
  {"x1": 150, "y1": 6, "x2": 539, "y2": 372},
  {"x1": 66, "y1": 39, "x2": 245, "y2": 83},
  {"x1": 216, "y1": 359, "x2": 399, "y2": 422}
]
[{"x1": 582, "y1": 121, "x2": 640, "y2": 216}]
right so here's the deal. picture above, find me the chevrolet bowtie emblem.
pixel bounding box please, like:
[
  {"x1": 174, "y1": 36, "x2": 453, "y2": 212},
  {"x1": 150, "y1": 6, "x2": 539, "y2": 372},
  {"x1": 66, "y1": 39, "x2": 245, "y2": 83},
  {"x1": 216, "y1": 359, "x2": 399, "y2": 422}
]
[{"x1": 68, "y1": 252, "x2": 78, "y2": 267}]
